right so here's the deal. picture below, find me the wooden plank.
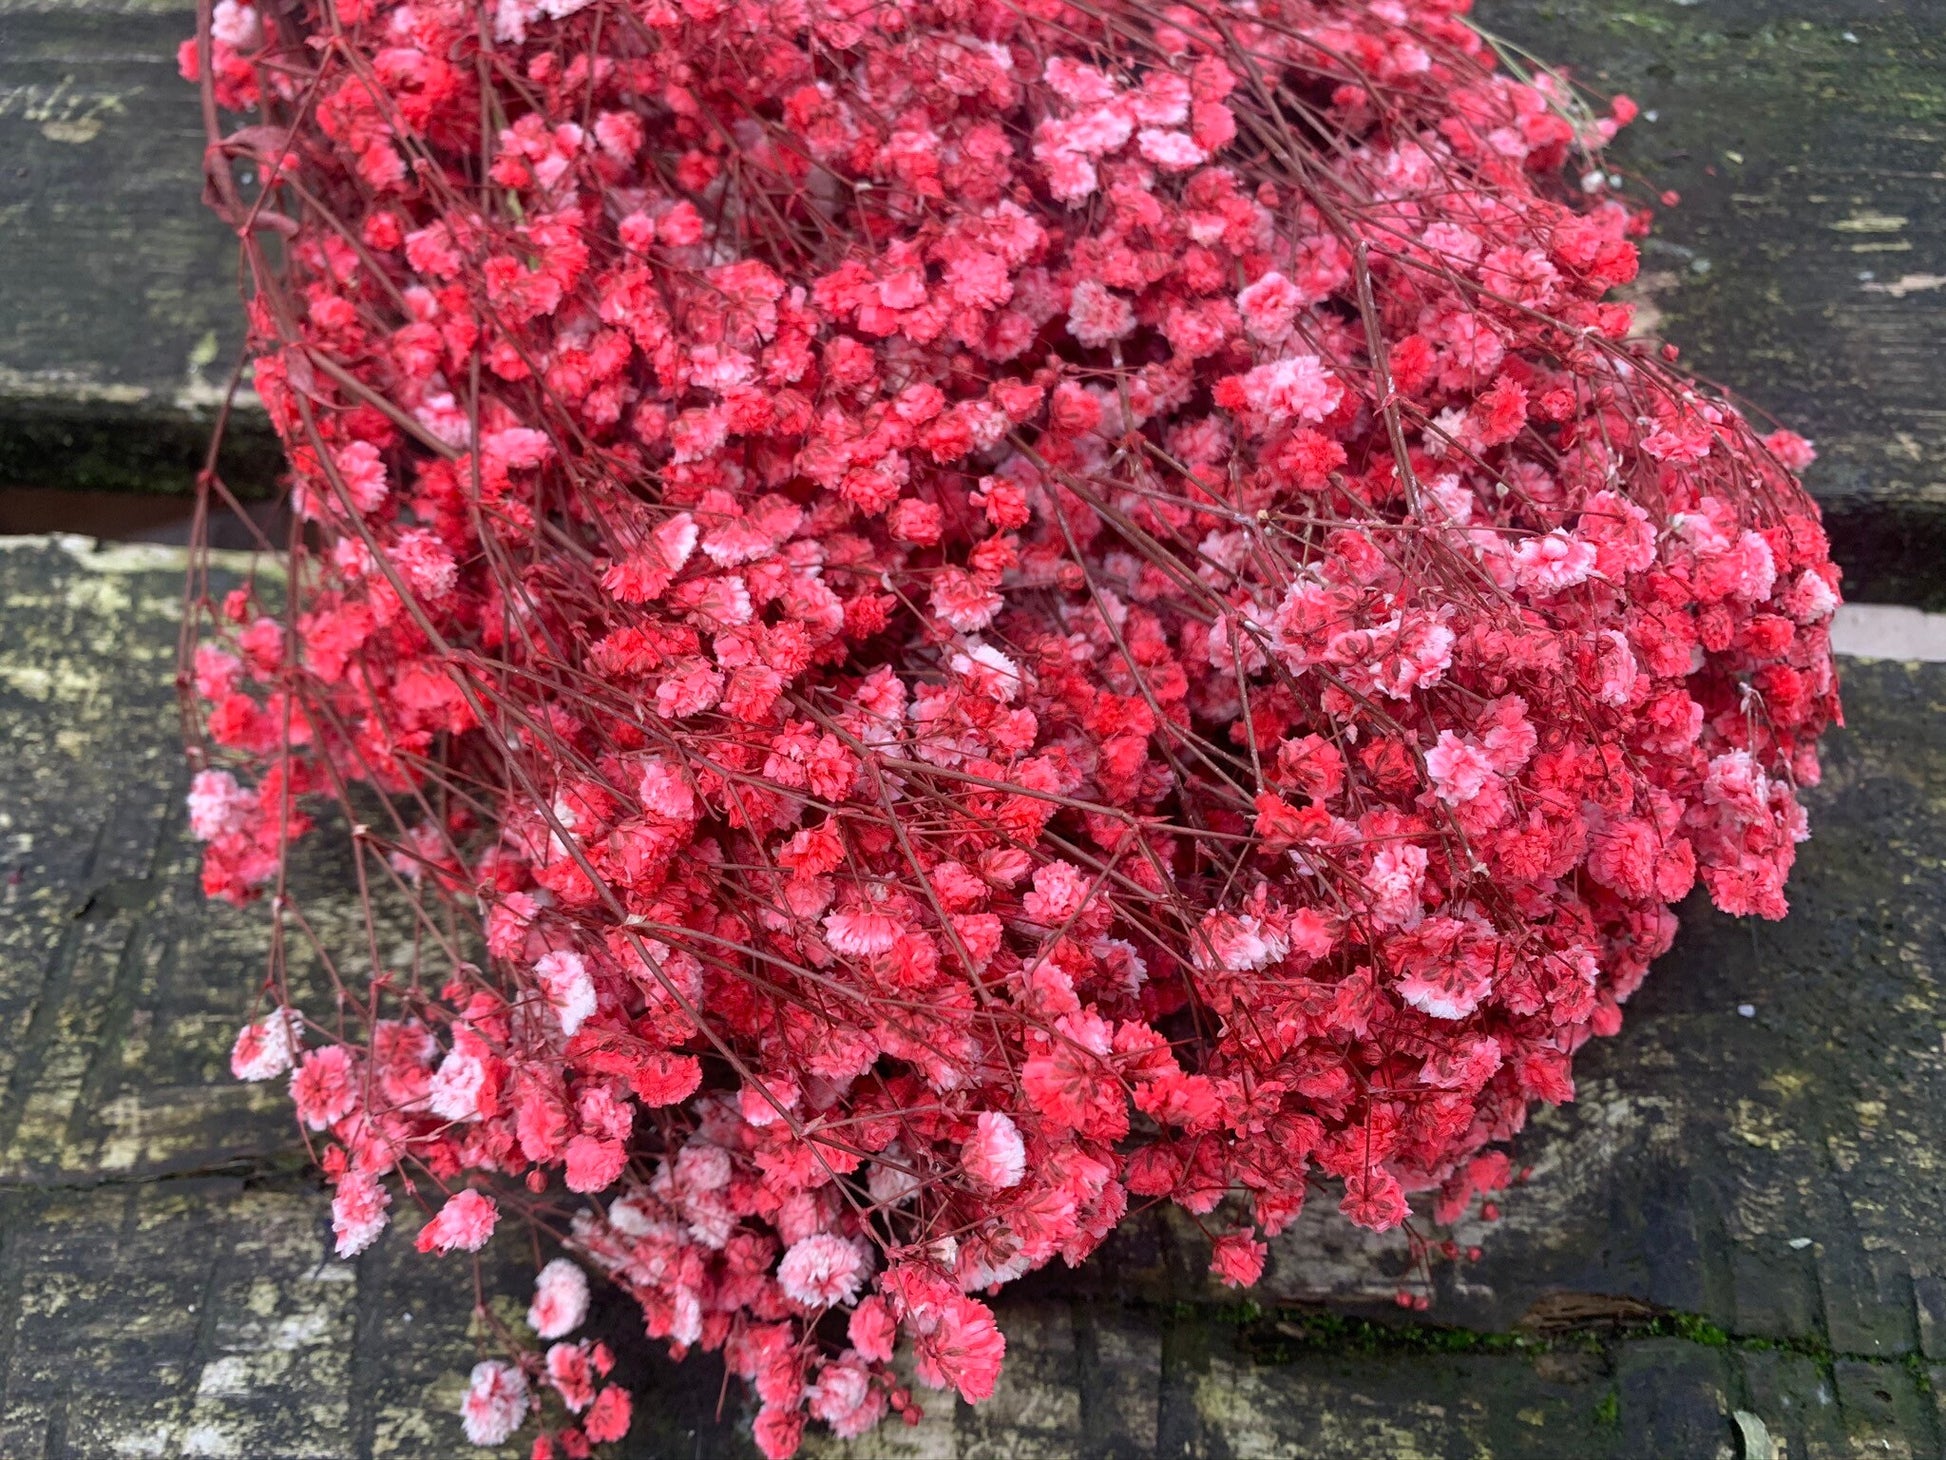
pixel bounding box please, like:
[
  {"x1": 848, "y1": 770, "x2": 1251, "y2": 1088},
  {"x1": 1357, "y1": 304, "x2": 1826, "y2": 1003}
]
[
  {"x1": 0, "y1": 0, "x2": 279, "y2": 496},
  {"x1": 1474, "y1": 0, "x2": 1946, "y2": 606},
  {"x1": 0, "y1": 0, "x2": 1941, "y2": 604},
  {"x1": 1, "y1": 534, "x2": 1943, "y2": 1456}
]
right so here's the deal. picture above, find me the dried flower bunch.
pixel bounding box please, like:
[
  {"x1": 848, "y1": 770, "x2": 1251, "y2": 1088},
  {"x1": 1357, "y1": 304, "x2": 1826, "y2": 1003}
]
[{"x1": 183, "y1": 0, "x2": 1841, "y2": 1449}]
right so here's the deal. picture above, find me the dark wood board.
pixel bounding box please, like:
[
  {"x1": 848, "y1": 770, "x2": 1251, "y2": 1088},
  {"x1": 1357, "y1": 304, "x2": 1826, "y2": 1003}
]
[
  {"x1": 4, "y1": 0, "x2": 1946, "y2": 606},
  {"x1": 0, "y1": 535, "x2": 1940, "y2": 1457}
]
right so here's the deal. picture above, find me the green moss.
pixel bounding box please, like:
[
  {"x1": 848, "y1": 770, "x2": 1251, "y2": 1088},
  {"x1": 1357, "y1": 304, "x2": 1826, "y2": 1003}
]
[
  {"x1": 1238, "y1": 1307, "x2": 1542, "y2": 1362},
  {"x1": 1226, "y1": 1300, "x2": 1916, "y2": 1374},
  {"x1": 1593, "y1": 1390, "x2": 1620, "y2": 1428},
  {"x1": 1656, "y1": 1313, "x2": 1733, "y2": 1348},
  {"x1": 1903, "y1": 1352, "x2": 1935, "y2": 1395}
]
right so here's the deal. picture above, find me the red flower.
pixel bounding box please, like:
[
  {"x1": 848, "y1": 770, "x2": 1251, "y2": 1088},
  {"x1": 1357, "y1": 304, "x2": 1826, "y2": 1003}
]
[{"x1": 186, "y1": 0, "x2": 1841, "y2": 1451}]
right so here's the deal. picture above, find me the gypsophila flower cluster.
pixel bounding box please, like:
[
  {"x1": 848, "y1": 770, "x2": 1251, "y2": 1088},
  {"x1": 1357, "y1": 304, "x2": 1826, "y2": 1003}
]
[{"x1": 183, "y1": 0, "x2": 1840, "y2": 1450}]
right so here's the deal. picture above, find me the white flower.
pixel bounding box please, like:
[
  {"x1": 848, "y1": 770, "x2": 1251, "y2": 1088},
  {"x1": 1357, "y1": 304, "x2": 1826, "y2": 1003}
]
[
  {"x1": 229, "y1": 1008, "x2": 303, "y2": 1081},
  {"x1": 535, "y1": 950, "x2": 597, "y2": 1036},
  {"x1": 460, "y1": 1361, "x2": 529, "y2": 1446},
  {"x1": 962, "y1": 1112, "x2": 1026, "y2": 1190},
  {"x1": 527, "y1": 1258, "x2": 590, "y2": 1339},
  {"x1": 776, "y1": 1233, "x2": 870, "y2": 1308}
]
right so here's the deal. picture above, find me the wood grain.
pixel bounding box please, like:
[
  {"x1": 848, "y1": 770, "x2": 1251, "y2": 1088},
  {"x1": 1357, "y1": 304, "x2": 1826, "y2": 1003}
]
[
  {"x1": 4, "y1": 0, "x2": 1946, "y2": 605},
  {"x1": 1, "y1": 535, "x2": 1942, "y2": 1457}
]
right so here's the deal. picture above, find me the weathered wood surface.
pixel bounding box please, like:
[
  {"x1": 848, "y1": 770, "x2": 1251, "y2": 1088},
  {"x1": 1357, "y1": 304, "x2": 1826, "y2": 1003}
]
[
  {"x1": 1473, "y1": 0, "x2": 1946, "y2": 608},
  {"x1": 0, "y1": 0, "x2": 281, "y2": 496},
  {"x1": 0, "y1": 0, "x2": 1944, "y2": 606},
  {"x1": 2, "y1": 532, "x2": 1944, "y2": 1459}
]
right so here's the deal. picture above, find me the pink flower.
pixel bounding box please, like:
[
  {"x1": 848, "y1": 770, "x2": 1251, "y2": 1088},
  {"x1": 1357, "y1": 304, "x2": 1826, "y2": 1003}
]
[
  {"x1": 809, "y1": 1355, "x2": 885, "y2": 1438},
  {"x1": 1579, "y1": 490, "x2": 1658, "y2": 579},
  {"x1": 1022, "y1": 861, "x2": 1090, "y2": 924},
  {"x1": 547, "y1": 1341, "x2": 597, "y2": 1411},
  {"x1": 849, "y1": 1295, "x2": 898, "y2": 1363},
  {"x1": 1419, "y1": 1036, "x2": 1504, "y2": 1092},
  {"x1": 192, "y1": 644, "x2": 242, "y2": 699},
  {"x1": 887, "y1": 497, "x2": 943, "y2": 545},
  {"x1": 1196, "y1": 911, "x2": 1287, "y2": 973},
  {"x1": 1593, "y1": 630, "x2": 1638, "y2": 707},
  {"x1": 1230, "y1": 355, "x2": 1343, "y2": 424},
  {"x1": 1338, "y1": 1168, "x2": 1410, "y2": 1232},
  {"x1": 332, "y1": 1170, "x2": 392, "y2": 1257},
  {"x1": 387, "y1": 528, "x2": 457, "y2": 600},
  {"x1": 1510, "y1": 530, "x2": 1597, "y2": 594},
  {"x1": 1040, "y1": 146, "x2": 1099, "y2": 203},
  {"x1": 930, "y1": 569, "x2": 1002, "y2": 632},
  {"x1": 658, "y1": 200, "x2": 704, "y2": 246},
  {"x1": 1722, "y1": 531, "x2": 1778, "y2": 603},
  {"x1": 1131, "y1": 70, "x2": 1190, "y2": 125},
  {"x1": 1588, "y1": 818, "x2": 1660, "y2": 902},
  {"x1": 188, "y1": 769, "x2": 254, "y2": 841},
  {"x1": 1784, "y1": 566, "x2": 1839, "y2": 623},
  {"x1": 230, "y1": 1007, "x2": 302, "y2": 1081},
  {"x1": 225, "y1": 621, "x2": 279, "y2": 678},
  {"x1": 703, "y1": 516, "x2": 782, "y2": 567},
  {"x1": 1369, "y1": 615, "x2": 1456, "y2": 700},
  {"x1": 823, "y1": 909, "x2": 902, "y2": 957},
  {"x1": 1479, "y1": 244, "x2": 1560, "y2": 308},
  {"x1": 637, "y1": 758, "x2": 696, "y2": 821},
  {"x1": 1044, "y1": 56, "x2": 1117, "y2": 106},
  {"x1": 460, "y1": 1361, "x2": 529, "y2": 1446},
  {"x1": 1366, "y1": 845, "x2": 1429, "y2": 928},
  {"x1": 564, "y1": 1134, "x2": 628, "y2": 1192},
  {"x1": 692, "y1": 575, "x2": 754, "y2": 630},
  {"x1": 1479, "y1": 697, "x2": 1538, "y2": 773},
  {"x1": 1066, "y1": 279, "x2": 1137, "y2": 348},
  {"x1": 949, "y1": 642, "x2": 1022, "y2": 702},
  {"x1": 1704, "y1": 750, "x2": 1767, "y2": 815},
  {"x1": 484, "y1": 892, "x2": 540, "y2": 960},
  {"x1": 1394, "y1": 931, "x2": 1497, "y2": 1020},
  {"x1": 776, "y1": 1233, "x2": 870, "y2": 1309},
  {"x1": 331, "y1": 441, "x2": 389, "y2": 515},
  {"x1": 1764, "y1": 428, "x2": 1817, "y2": 471},
  {"x1": 528, "y1": 1258, "x2": 590, "y2": 1338},
  {"x1": 1137, "y1": 128, "x2": 1207, "y2": 170},
  {"x1": 417, "y1": 1189, "x2": 499, "y2": 1254},
  {"x1": 1425, "y1": 731, "x2": 1495, "y2": 804},
  {"x1": 534, "y1": 950, "x2": 596, "y2": 1036},
  {"x1": 633, "y1": 1052, "x2": 702, "y2": 1106},
  {"x1": 654, "y1": 659, "x2": 725, "y2": 719},
  {"x1": 427, "y1": 1049, "x2": 486, "y2": 1122},
  {"x1": 1135, "y1": 1070, "x2": 1222, "y2": 1130},
  {"x1": 1209, "y1": 1229, "x2": 1267, "y2": 1288},
  {"x1": 962, "y1": 1111, "x2": 1026, "y2": 1190},
  {"x1": 584, "y1": 1385, "x2": 633, "y2": 1443},
  {"x1": 651, "y1": 511, "x2": 698, "y2": 570},
  {"x1": 209, "y1": 0, "x2": 261, "y2": 49},
  {"x1": 1421, "y1": 220, "x2": 1483, "y2": 264},
  {"x1": 752, "y1": 1404, "x2": 805, "y2": 1460},
  {"x1": 291, "y1": 1045, "x2": 358, "y2": 1130},
  {"x1": 913, "y1": 1294, "x2": 1006, "y2": 1403},
  {"x1": 1237, "y1": 271, "x2": 1302, "y2": 342}
]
